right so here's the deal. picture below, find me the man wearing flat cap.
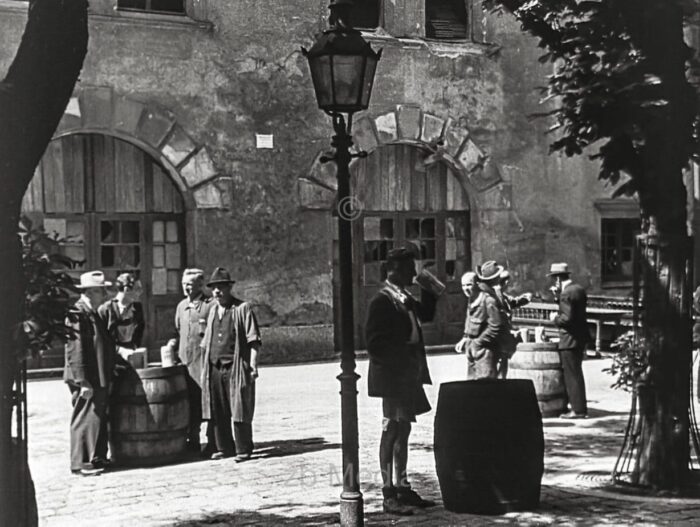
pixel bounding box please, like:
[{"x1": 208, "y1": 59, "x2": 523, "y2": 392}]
[
  {"x1": 365, "y1": 247, "x2": 439, "y2": 515},
  {"x1": 200, "y1": 267, "x2": 261, "y2": 462},
  {"x1": 548, "y1": 262, "x2": 591, "y2": 419},
  {"x1": 463, "y1": 260, "x2": 515, "y2": 379},
  {"x1": 174, "y1": 268, "x2": 214, "y2": 453},
  {"x1": 64, "y1": 271, "x2": 121, "y2": 476}
]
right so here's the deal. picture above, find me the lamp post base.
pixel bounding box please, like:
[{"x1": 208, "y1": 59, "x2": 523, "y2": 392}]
[{"x1": 340, "y1": 491, "x2": 364, "y2": 527}]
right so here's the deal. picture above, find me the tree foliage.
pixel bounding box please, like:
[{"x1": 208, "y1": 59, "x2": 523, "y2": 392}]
[
  {"x1": 483, "y1": 0, "x2": 700, "y2": 197},
  {"x1": 17, "y1": 217, "x2": 77, "y2": 361}
]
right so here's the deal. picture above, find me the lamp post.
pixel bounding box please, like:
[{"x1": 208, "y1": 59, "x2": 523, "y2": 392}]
[{"x1": 303, "y1": 2, "x2": 381, "y2": 526}]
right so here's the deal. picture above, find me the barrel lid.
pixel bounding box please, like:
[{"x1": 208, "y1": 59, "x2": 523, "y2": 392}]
[
  {"x1": 516, "y1": 342, "x2": 559, "y2": 352},
  {"x1": 134, "y1": 365, "x2": 186, "y2": 379}
]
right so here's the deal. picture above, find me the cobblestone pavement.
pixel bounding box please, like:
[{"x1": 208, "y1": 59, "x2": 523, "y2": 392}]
[{"x1": 25, "y1": 354, "x2": 700, "y2": 526}]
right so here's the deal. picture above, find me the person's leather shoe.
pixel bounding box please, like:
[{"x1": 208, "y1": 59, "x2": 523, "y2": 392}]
[
  {"x1": 383, "y1": 496, "x2": 413, "y2": 515},
  {"x1": 397, "y1": 487, "x2": 436, "y2": 508},
  {"x1": 233, "y1": 453, "x2": 251, "y2": 463},
  {"x1": 211, "y1": 451, "x2": 232, "y2": 460},
  {"x1": 560, "y1": 411, "x2": 587, "y2": 419},
  {"x1": 91, "y1": 458, "x2": 112, "y2": 469},
  {"x1": 71, "y1": 467, "x2": 104, "y2": 476}
]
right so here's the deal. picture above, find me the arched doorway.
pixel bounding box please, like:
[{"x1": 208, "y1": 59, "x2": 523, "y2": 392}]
[
  {"x1": 21, "y1": 133, "x2": 186, "y2": 366},
  {"x1": 347, "y1": 143, "x2": 472, "y2": 348}
]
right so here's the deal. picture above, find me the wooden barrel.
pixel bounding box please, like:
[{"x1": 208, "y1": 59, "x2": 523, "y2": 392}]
[
  {"x1": 434, "y1": 379, "x2": 544, "y2": 514},
  {"x1": 508, "y1": 342, "x2": 566, "y2": 417},
  {"x1": 109, "y1": 365, "x2": 190, "y2": 466}
]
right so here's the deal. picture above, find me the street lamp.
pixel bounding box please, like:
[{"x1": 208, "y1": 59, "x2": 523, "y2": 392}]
[{"x1": 303, "y1": 2, "x2": 381, "y2": 526}]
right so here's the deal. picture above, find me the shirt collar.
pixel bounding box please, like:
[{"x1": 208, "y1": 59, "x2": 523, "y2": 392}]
[{"x1": 384, "y1": 279, "x2": 409, "y2": 304}]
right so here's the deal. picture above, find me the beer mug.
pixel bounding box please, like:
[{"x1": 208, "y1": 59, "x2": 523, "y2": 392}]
[
  {"x1": 414, "y1": 268, "x2": 446, "y2": 296},
  {"x1": 160, "y1": 338, "x2": 178, "y2": 367}
]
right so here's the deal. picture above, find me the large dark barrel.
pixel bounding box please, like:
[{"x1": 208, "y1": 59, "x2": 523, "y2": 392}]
[
  {"x1": 434, "y1": 379, "x2": 544, "y2": 514},
  {"x1": 508, "y1": 342, "x2": 566, "y2": 417},
  {"x1": 109, "y1": 365, "x2": 190, "y2": 466}
]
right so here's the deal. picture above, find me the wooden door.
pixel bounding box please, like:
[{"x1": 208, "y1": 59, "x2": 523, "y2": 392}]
[
  {"x1": 21, "y1": 134, "x2": 185, "y2": 367},
  {"x1": 345, "y1": 143, "x2": 472, "y2": 349}
]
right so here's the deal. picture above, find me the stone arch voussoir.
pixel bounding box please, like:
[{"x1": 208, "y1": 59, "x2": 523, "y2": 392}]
[
  {"x1": 298, "y1": 104, "x2": 512, "y2": 212},
  {"x1": 53, "y1": 85, "x2": 231, "y2": 210}
]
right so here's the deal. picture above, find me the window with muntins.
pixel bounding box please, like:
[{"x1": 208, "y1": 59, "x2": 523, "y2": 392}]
[
  {"x1": 117, "y1": 0, "x2": 185, "y2": 14},
  {"x1": 426, "y1": 0, "x2": 468, "y2": 40},
  {"x1": 601, "y1": 218, "x2": 639, "y2": 283}
]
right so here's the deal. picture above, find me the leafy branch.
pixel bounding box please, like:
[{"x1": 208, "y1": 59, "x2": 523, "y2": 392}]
[{"x1": 18, "y1": 216, "x2": 78, "y2": 360}]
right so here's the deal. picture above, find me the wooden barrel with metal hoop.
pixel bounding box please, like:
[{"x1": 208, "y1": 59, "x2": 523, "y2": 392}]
[
  {"x1": 434, "y1": 379, "x2": 544, "y2": 514},
  {"x1": 508, "y1": 342, "x2": 566, "y2": 417},
  {"x1": 109, "y1": 365, "x2": 190, "y2": 466}
]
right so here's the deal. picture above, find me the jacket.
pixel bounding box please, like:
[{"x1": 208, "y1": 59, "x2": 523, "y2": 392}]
[
  {"x1": 464, "y1": 283, "x2": 514, "y2": 357},
  {"x1": 64, "y1": 298, "x2": 117, "y2": 389},
  {"x1": 365, "y1": 282, "x2": 437, "y2": 399},
  {"x1": 553, "y1": 282, "x2": 591, "y2": 350}
]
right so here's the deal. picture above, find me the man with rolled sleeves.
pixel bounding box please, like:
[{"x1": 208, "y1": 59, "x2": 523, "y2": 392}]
[
  {"x1": 174, "y1": 268, "x2": 214, "y2": 453},
  {"x1": 548, "y1": 262, "x2": 591, "y2": 419},
  {"x1": 201, "y1": 267, "x2": 261, "y2": 462},
  {"x1": 64, "y1": 271, "x2": 121, "y2": 476}
]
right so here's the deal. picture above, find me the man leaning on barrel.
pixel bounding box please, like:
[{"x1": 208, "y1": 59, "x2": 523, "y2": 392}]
[{"x1": 64, "y1": 271, "x2": 126, "y2": 476}]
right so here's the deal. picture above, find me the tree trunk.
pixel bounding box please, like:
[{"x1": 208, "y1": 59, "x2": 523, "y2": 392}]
[
  {"x1": 0, "y1": 1, "x2": 88, "y2": 523},
  {"x1": 631, "y1": 2, "x2": 693, "y2": 490}
]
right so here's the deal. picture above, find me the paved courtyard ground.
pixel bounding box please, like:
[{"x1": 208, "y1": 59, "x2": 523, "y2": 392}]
[{"x1": 25, "y1": 353, "x2": 700, "y2": 526}]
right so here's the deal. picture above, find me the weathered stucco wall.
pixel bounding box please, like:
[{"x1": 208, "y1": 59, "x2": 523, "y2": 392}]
[{"x1": 0, "y1": 0, "x2": 627, "y2": 360}]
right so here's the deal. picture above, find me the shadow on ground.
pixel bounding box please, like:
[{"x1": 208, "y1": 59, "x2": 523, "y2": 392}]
[
  {"x1": 254, "y1": 437, "x2": 341, "y2": 459},
  {"x1": 170, "y1": 481, "x2": 674, "y2": 526}
]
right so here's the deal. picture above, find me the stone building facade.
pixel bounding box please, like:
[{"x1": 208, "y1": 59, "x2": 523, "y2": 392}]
[{"x1": 2, "y1": 0, "x2": 694, "y2": 364}]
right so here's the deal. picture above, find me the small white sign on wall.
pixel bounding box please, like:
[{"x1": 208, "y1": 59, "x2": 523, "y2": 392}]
[{"x1": 256, "y1": 134, "x2": 274, "y2": 149}]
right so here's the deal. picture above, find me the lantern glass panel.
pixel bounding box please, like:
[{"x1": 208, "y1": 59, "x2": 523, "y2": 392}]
[
  {"x1": 331, "y1": 55, "x2": 365, "y2": 108},
  {"x1": 360, "y1": 56, "x2": 378, "y2": 108},
  {"x1": 309, "y1": 55, "x2": 334, "y2": 109}
]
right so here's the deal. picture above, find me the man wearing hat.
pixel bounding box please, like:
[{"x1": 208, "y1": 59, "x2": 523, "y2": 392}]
[
  {"x1": 464, "y1": 261, "x2": 515, "y2": 379},
  {"x1": 64, "y1": 270, "x2": 120, "y2": 476},
  {"x1": 548, "y1": 262, "x2": 591, "y2": 419},
  {"x1": 174, "y1": 268, "x2": 214, "y2": 454},
  {"x1": 365, "y1": 247, "x2": 440, "y2": 515},
  {"x1": 200, "y1": 267, "x2": 261, "y2": 462}
]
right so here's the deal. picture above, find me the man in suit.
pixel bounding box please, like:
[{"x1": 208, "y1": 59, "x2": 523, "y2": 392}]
[
  {"x1": 64, "y1": 270, "x2": 122, "y2": 476},
  {"x1": 365, "y1": 247, "x2": 439, "y2": 515},
  {"x1": 548, "y1": 262, "x2": 591, "y2": 419}
]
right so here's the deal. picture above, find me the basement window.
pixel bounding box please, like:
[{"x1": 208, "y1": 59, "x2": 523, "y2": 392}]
[
  {"x1": 117, "y1": 0, "x2": 185, "y2": 14},
  {"x1": 349, "y1": 0, "x2": 383, "y2": 30},
  {"x1": 426, "y1": 0, "x2": 468, "y2": 40}
]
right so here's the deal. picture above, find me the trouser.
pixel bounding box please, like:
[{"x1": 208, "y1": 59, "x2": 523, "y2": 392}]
[
  {"x1": 467, "y1": 347, "x2": 497, "y2": 380},
  {"x1": 559, "y1": 347, "x2": 587, "y2": 414},
  {"x1": 184, "y1": 371, "x2": 214, "y2": 449},
  {"x1": 68, "y1": 384, "x2": 108, "y2": 471},
  {"x1": 210, "y1": 362, "x2": 254, "y2": 455}
]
